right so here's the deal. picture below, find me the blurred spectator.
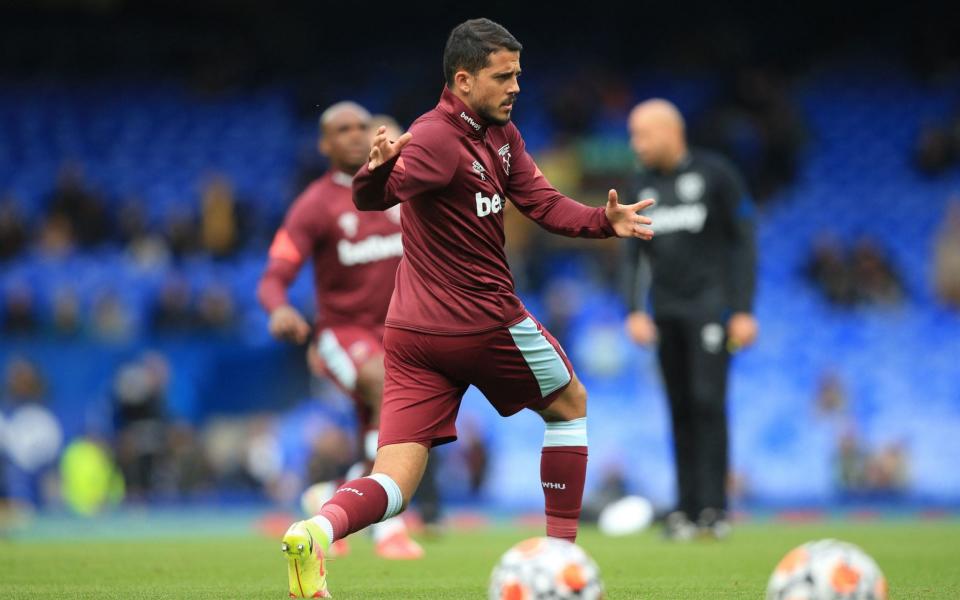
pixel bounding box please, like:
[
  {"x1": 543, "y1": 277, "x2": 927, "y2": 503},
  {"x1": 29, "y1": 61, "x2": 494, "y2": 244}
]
[
  {"x1": 163, "y1": 424, "x2": 212, "y2": 497},
  {"x1": 118, "y1": 198, "x2": 171, "y2": 269},
  {"x1": 51, "y1": 286, "x2": 82, "y2": 337},
  {"x1": 152, "y1": 275, "x2": 195, "y2": 332},
  {"x1": 815, "y1": 371, "x2": 847, "y2": 415},
  {"x1": 914, "y1": 124, "x2": 954, "y2": 176},
  {"x1": 195, "y1": 282, "x2": 236, "y2": 332},
  {"x1": 203, "y1": 417, "x2": 261, "y2": 491},
  {"x1": 304, "y1": 426, "x2": 354, "y2": 484},
  {"x1": 91, "y1": 291, "x2": 135, "y2": 342},
  {"x1": 1, "y1": 358, "x2": 62, "y2": 507},
  {"x1": 836, "y1": 431, "x2": 909, "y2": 496},
  {"x1": 696, "y1": 68, "x2": 805, "y2": 200},
  {"x1": 164, "y1": 208, "x2": 200, "y2": 258},
  {"x1": 59, "y1": 436, "x2": 125, "y2": 516},
  {"x1": 112, "y1": 352, "x2": 171, "y2": 500},
  {"x1": 0, "y1": 195, "x2": 29, "y2": 261},
  {"x1": 837, "y1": 431, "x2": 867, "y2": 491},
  {"x1": 3, "y1": 357, "x2": 47, "y2": 404},
  {"x1": 460, "y1": 421, "x2": 489, "y2": 497},
  {"x1": 806, "y1": 234, "x2": 904, "y2": 307},
  {"x1": 37, "y1": 212, "x2": 74, "y2": 257},
  {"x1": 45, "y1": 162, "x2": 110, "y2": 248},
  {"x1": 2, "y1": 281, "x2": 39, "y2": 335},
  {"x1": 851, "y1": 237, "x2": 904, "y2": 305},
  {"x1": 933, "y1": 198, "x2": 960, "y2": 308},
  {"x1": 200, "y1": 175, "x2": 240, "y2": 258},
  {"x1": 864, "y1": 443, "x2": 909, "y2": 493},
  {"x1": 806, "y1": 234, "x2": 855, "y2": 305}
]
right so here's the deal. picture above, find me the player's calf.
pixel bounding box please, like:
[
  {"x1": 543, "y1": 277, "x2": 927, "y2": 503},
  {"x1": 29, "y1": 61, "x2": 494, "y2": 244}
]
[{"x1": 540, "y1": 416, "x2": 588, "y2": 542}]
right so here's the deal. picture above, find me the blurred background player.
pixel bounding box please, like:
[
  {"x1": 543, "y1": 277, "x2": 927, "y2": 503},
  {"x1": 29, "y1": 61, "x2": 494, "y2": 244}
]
[
  {"x1": 257, "y1": 101, "x2": 423, "y2": 560},
  {"x1": 363, "y1": 112, "x2": 446, "y2": 534},
  {"x1": 279, "y1": 18, "x2": 654, "y2": 598},
  {"x1": 622, "y1": 99, "x2": 758, "y2": 540}
]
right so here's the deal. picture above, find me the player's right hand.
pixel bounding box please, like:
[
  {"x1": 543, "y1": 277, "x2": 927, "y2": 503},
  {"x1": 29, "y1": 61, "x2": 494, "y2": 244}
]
[
  {"x1": 268, "y1": 304, "x2": 311, "y2": 344},
  {"x1": 625, "y1": 311, "x2": 657, "y2": 346},
  {"x1": 368, "y1": 126, "x2": 413, "y2": 170}
]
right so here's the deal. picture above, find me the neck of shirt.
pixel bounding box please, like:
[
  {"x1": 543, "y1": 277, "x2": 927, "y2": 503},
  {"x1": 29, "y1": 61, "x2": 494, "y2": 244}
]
[
  {"x1": 331, "y1": 171, "x2": 354, "y2": 187},
  {"x1": 438, "y1": 86, "x2": 490, "y2": 139}
]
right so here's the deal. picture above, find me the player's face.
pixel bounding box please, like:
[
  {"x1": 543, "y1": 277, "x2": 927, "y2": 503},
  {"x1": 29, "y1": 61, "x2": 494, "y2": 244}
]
[
  {"x1": 321, "y1": 110, "x2": 371, "y2": 172},
  {"x1": 468, "y1": 49, "x2": 521, "y2": 126}
]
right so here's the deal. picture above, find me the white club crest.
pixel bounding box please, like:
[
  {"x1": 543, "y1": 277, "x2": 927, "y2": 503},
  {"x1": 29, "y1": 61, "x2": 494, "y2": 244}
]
[
  {"x1": 498, "y1": 144, "x2": 512, "y2": 175},
  {"x1": 338, "y1": 212, "x2": 359, "y2": 238},
  {"x1": 639, "y1": 187, "x2": 659, "y2": 204},
  {"x1": 676, "y1": 172, "x2": 705, "y2": 203}
]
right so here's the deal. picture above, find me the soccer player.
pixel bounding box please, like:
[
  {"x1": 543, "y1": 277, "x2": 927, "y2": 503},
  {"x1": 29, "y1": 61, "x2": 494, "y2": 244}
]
[
  {"x1": 621, "y1": 99, "x2": 758, "y2": 539},
  {"x1": 280, "y1": 19, "x2": 654, "y2": 598},
  {"x1": 257, "y1": 101, "x2": 424, "y2": 563}
]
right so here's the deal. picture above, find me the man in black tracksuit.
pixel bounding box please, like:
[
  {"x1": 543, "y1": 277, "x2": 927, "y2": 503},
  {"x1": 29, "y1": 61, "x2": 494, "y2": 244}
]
[{"x1": 622, "y1": 99, "x2": 757, "y2": 539}]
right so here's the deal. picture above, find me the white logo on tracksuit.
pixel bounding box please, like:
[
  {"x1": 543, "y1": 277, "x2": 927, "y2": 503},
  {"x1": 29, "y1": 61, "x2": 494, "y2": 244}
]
[{"x1": 475, "y1": 192, "x2": 503, "y2": 217}]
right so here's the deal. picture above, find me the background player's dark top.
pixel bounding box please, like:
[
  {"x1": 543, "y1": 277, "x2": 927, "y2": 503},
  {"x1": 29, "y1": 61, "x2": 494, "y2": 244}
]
[{"x1": 623, "y1": 148, "x2": 757, "y2": 318}]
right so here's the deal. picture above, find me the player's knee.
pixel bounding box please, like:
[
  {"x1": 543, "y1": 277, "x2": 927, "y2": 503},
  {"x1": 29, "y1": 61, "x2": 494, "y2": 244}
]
[
  {"x1": 541, "y1": 378, "x2": 587, "y2": 422},
  {"x1": 567, "y1": 378, "x2": 588, "y2": 410}
]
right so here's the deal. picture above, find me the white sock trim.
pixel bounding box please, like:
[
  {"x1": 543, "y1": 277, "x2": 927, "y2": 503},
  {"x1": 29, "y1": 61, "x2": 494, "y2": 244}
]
[
  {"x1": 308, "y1": 515, "x2": 335, "y2": 544},
  {"x1": 543, "y1": 417, "x2": 588, "y2": 447},
  {"x1": 367, "y1": 473, "x2": 404, "y2": 520}
]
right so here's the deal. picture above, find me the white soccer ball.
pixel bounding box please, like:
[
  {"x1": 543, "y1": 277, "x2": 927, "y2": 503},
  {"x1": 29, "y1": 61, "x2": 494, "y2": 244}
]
[
  {"x1": 766, "y1": 539, "x2": 887, "y2": 600},
  {"x1": 598, "y1": 495, "x2": 654, "y2": 536},
  {"x1": 488, "y1": 537, "x2": 604, "y2": 600}
]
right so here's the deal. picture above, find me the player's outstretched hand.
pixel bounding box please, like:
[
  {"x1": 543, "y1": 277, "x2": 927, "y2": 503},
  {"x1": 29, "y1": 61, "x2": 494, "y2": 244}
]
[
  {"x1": 368, "y1": 125, "x2": 413, "y2": 170},
  {"x1": 605, "y1": 189, "x2": 654, "y2": 239},
  {"x1": 268, "y1": 304, "x2": 311, "y2": 344}
]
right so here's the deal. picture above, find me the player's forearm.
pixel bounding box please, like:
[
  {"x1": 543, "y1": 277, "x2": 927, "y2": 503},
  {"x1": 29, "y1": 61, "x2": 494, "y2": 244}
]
[
  {"x1": 527, "y1": 195, "x2": 615, "y2": 238},
  {"x1": 257, "y1": 261, "x2": 298, "y2": 314},
  {"x1": 352, "y1": 155, "x2": 401, "y2": 211}
]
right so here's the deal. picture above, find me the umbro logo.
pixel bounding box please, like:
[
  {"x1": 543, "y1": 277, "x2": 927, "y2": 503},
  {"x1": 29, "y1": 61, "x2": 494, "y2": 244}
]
[
  {"x1": 472, "y1": 160, "x2": 487, "y2": 181},
  {"x1": 338, "y1": 487, "x2": 364, "y2": 496}
]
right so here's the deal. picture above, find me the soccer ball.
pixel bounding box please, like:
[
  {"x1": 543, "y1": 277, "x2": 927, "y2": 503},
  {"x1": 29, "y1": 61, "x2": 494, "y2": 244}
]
[
  {"x1": 598, "y1": 495, "x2": 654, "y2": 537},
  {"x1": 766, "y1": 539, "x2": 888, "y2": 600},
  {"x1": 488, "y1": 537, "x2": 604, "y2": 600}
]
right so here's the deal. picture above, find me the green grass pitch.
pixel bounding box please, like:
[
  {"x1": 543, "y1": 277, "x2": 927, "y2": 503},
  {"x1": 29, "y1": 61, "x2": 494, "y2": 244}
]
[{"x1": 1, "y1": 519, "x2": 959, "y2": 598}]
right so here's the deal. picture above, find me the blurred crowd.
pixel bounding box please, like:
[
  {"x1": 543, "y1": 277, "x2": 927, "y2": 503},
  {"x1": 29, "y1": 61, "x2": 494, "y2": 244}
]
[{"x1": 0, "y1": 350, "x2": 491, "y2": 519}]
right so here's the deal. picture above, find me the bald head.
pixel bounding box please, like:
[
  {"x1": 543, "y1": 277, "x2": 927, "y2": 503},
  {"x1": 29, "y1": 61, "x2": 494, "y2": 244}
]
[
  {"x1": 320, "y1": 101, "x2": 371, "y2": 133},
  {"x1": 319, "y1": 101, "x2": 372, "y2": 173},
  {"x1": 628, "y1": 99, "x2": 687, "y2": 171}
]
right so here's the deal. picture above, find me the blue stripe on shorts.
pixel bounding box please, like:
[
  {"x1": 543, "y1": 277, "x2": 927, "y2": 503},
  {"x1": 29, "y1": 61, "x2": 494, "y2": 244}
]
[{"x1": 508, "y1": 317, "x2": 571, "y2": 398}]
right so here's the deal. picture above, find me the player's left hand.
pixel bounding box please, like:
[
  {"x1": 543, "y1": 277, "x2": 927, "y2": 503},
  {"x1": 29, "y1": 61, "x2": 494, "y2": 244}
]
[
  {"x1": 727, "y1": 312, "x2": 758, "y2": 351},
  {"x1": 605, "y1": 189, "x2": 654, "y2": 239}
]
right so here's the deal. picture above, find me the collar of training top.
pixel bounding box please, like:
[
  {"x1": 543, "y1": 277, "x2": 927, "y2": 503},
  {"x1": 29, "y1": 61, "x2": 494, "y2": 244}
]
[
  {"x1": 438, "y1": 87, "x2": 489, "y2": 139},
  {"x1": 331, "y1": 171, "x2": 353, "y2": 187}
]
